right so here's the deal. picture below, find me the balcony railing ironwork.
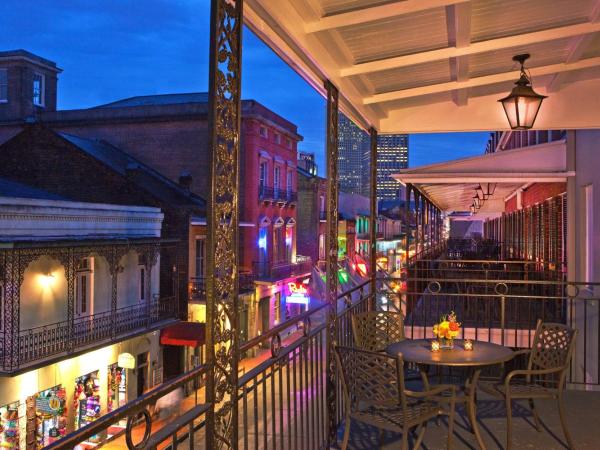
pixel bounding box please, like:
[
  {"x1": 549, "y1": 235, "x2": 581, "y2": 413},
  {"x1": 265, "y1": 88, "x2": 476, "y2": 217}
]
[
  {"x1": 258, "y1": 185, "x2": 275, "y2": 201},
  {"x1": 252, "y1": 256, "x2": 312, "y2": 281},
  {"x1": 37, "y1": 268, "x2": 600, "y2": 449},
  {"x1": 5, "y1": 296, "x2": 178, "y2": 369},
  {"x1": 189, "y1": 273, "x2": 256, "y2": 301}
]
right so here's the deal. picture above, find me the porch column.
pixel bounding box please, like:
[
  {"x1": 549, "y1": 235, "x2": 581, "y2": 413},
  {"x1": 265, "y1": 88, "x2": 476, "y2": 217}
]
[
  {"x1": 206, "y1": 0, "x2": 243, "y2": 447},
  {"x1": 369, "y1": 127, "x2": 378, "y2": 308},
  {"x1": 414, "y1": 190, "x2": 420, "y2": 255},
  {"x1": 325, "y1": 80, "x2": 340, "y2": 445}
]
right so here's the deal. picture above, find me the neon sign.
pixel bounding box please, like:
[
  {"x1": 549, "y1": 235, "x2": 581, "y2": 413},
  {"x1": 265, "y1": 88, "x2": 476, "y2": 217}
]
[{"x1": 286, "y1": 282, "x2": 309, "y2": 305}]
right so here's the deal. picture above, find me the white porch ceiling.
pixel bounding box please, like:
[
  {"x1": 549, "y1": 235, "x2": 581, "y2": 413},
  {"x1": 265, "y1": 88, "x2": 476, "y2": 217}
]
[
  {"x1": 391, "y1": 139, "x2": 569, "y2": 215},
  {"x1": 245, "y1": 0, "x2": 600, "y2": 132}
]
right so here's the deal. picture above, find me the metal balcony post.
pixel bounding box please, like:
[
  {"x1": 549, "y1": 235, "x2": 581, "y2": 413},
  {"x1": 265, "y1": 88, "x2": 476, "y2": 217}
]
[
  {"x1": 206, "y1": 0, "x2": 243, "y2": 448},
  {"x1": 369, "y1": 127, "x2": 378, "y2": 309},
  {"x1": 325, "y1": 80, "x2": 339, "y2": 445},
  {"x1": 405, "y1": 184, "x2": 411, "y2": 271}
]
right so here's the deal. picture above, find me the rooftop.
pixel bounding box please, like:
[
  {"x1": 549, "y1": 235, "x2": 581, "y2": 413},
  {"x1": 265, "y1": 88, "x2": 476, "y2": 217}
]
[{"x1": 0, "y1": 49, "x2": 61, "y2": 72}]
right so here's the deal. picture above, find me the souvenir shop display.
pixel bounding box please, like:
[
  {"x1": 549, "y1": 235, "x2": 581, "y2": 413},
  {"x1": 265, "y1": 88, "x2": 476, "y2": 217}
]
[
  {"x1": 0, "y1": 402, "x2": 20, "y2": 449},
  {"x1": 33, "y1": 386, "x2": 67, "y2": 448},
  {"x1": 74, "y1": 371, "x2": 101, "y2": 443},
  {"x1": 107, "y1": 364, "x2": 127, "y2": 413}
]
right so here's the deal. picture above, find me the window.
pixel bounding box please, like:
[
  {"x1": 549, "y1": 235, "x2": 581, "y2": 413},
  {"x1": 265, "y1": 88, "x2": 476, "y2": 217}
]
[
  {"x1": 286, "y1": 138, "x2": 292, "y2": 149},
  {"x1": 274, "y1": 166, "x2": 281, "y2": 197},
  {"x1": 32, "y1": 72, "x2": 45, "y2": 106},
  {"x1": 76, "y1": 258, "x2": 93, "y2": 316},
  {"x1": 0, "y1": 69, "x2": 7, "y2": 103},
  {"x1": 195, "y1": 238, "x2": 206, "y2": 278},
  {"x1": 259, "y1": 161, "x2": 268, "y2": 190},
  {"x1": 139, "y1": 266, "x2": 146, "y2": 301},
  {"x1": 274, "y1": 133, "x2": 281, "y2": 144},
  {"x1": 274, "y1": 294, "x2": 281, "y2": 324},
  {"x1": 259, "y1": 126, "x2": 267, "y2": 138},
  {"x1": 286, "y1": 171, "x2": 293, "y2": 196},
  {"x1": 319, "y1": 234, "x2": 325, "y2": 260},
  {"x1": 285, "y1": 227, "x2": 293, "y2": 262}
]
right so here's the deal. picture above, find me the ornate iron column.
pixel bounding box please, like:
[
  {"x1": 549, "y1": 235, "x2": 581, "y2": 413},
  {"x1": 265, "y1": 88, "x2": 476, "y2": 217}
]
[
  {"x1": 206, "y1": 0, "x2": 243, "y2": 448},
  {"x1": 405, "y1": 184, "x2": 411, "y2": 271},
  {"x1": 369, "y1": 127, "x2": 378, "y2": 308},
  {"x1": 325, "y1": 80, "x2": 339, "y2": 445}
]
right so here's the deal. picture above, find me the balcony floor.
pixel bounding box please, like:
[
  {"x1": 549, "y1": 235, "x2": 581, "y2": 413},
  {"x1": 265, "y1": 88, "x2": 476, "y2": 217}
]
[{"x1": 337, "y1": 389, "x2": 600, "y2": 449}]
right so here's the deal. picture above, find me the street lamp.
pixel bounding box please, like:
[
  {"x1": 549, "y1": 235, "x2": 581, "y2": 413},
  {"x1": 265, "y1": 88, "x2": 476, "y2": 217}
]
[{"x1": 499, "y1": 54, "x2": 547, "y2": 130}]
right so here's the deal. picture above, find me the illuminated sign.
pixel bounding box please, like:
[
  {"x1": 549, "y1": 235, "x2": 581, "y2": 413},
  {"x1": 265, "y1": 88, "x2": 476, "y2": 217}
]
[
  {"x1": 286, "y1": 282, "x2": 309, "y2": 306},
  {"x1": 117, "y1": 352, "x2": 135, "y2": 369}
]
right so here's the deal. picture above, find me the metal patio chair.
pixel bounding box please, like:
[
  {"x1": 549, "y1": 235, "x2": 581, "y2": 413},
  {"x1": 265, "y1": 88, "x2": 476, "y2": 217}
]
[
  {"x1": 351, "y1": 311, "x2": 405, "y2": 352},
  {"x1": 479, "y1": 320, "x2": 578, "y2": 449},
  {"x1": 334, "y1": 345, "x2": 456, "y2": 450}
]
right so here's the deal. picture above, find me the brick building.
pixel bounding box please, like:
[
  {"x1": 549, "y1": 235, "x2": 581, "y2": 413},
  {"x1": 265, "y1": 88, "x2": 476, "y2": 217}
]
[
  {"x1": 297, "y1": 165, "x2": 327, "y2": 266},
  {"x1": 0, "y1": 50, "x2": 311, "y2": 348}
]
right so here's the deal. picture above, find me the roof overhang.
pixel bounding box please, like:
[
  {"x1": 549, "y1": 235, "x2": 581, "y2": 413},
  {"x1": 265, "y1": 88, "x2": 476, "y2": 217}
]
[
  {"x1": 245, "y1": 0, "x2": 600, "y2": 133},
  {"x1": 392, "y1": 139, "x2": 569, "y2": 215}
]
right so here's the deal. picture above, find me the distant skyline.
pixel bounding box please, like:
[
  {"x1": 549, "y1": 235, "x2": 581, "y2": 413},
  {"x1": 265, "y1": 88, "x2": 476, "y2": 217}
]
[{"x1": 1, "y1": 0, "x2": 490, "y2": 176}]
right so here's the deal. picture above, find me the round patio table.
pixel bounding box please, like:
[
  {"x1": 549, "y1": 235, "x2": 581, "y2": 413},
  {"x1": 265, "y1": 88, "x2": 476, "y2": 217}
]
[{"x1": 386, "y1": 339, "x2": 514, "y2": 450}]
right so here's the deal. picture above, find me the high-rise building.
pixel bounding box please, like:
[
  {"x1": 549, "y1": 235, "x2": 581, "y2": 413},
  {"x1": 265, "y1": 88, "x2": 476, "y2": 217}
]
[
  {"x1": 338, "y1": 114, "x2": 368, "y2": 195},
  {"x1": 374, "y1": 133, "x2": 409, "y2": 200},
  {"x1": 338, "y1": 114, "x2": 408, "y2": 199},
  {"x1": 298, "y1": 151, "x2": 318, "y2": 175}
]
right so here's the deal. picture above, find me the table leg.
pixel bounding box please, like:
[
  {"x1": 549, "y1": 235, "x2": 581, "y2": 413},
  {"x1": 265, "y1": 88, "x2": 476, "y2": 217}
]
[
  {"x1": 417, "y1": 364, "x2": 430, "y2": 390},
  {"x1": 466, "y1": 368, "x2": 486, "y2": 450}
]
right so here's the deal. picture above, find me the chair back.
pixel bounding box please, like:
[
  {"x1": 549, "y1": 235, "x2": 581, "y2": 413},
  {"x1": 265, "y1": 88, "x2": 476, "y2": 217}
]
[
  {"x1": 528, "y1": 320, "x2": 577, "y2": 373},
  {"x1": 334, "y1": 345, "x2": 406, "y2": 411},
  {"x1": 351, "y1": 311, "x2": 405, "y2": 352}
]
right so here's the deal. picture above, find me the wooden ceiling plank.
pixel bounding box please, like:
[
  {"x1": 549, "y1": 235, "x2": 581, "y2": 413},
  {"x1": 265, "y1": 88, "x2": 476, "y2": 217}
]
[
  {"x1": 364, "y1": 56, "x2": 600, "y2": 104},
  {"x1": 446, "y1": 2, "x2": 471, "y2": 106},
  {"x1": 547, "y1": 0, "x2": 600, "y2": 92},
  {"x1": 341, "y1": 21, "x2": 600, "y2": 77},
  {"x1": 305, "y1": 0, "x2": 469, "y2": 33}
]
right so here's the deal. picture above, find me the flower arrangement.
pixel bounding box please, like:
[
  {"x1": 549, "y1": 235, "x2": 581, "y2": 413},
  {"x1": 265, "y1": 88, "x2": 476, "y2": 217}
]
[{"x1": 433, "y1": 311, "x2": 461, "y2": 349}]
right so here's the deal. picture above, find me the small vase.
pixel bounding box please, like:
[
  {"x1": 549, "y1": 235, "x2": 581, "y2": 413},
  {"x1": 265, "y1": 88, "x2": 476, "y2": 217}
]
[{"x1": 440, "y1": 338, "x2": 454, "y2": 350}]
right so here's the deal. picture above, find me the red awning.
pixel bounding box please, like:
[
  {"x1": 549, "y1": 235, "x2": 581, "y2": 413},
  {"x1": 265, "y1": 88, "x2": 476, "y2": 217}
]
[{"x1": 160, "y1": 322, "x2": 206, "y2": 347}]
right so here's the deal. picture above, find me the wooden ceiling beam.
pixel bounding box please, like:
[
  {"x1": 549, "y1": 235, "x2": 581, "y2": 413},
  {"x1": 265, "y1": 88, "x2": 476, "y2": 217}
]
[
  {"x1": 341, "y1": 21, "x2": 600, "y2": 77},
  {"x1": 364, "y1": 56, "x2": 600, "y2": 104}
]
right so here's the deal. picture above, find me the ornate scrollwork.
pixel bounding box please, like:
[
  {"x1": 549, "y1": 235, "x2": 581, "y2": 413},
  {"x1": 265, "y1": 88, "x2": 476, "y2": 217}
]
[
  {"x1": 206, "y1": 0, "x2": 243, "y2": 448},
  {"x1": 325, "y1": 80, "x2": 339, "y2": 445}
]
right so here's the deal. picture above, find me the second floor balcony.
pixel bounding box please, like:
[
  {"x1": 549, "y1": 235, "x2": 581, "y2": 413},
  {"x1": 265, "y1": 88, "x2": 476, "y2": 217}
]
[
  {"x1": 252, "y1": 256, "x2": 312, "y2": 281},
  {"x1": 259, "y1": 184, "x2": 297, "y2": 204},
  {"x1": 189, "y1": 271, "x2": 256, "y2": 302}
]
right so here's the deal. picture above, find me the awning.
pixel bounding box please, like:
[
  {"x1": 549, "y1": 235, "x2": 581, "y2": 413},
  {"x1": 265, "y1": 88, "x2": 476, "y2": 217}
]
[
  {"x1": 160, "y1": 322, "x2": 206, "y2": 347},
  {"x1": 391, "y1": 140, "x2": 571, "y2": 216}
]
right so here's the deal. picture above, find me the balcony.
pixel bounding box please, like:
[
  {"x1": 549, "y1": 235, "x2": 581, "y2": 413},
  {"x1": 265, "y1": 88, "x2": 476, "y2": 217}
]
[
  {"x1": 1, "y1": 296, "x2": 178, "y2": 373},
  {"x1": 252, "y1": 256, "x2": 312, "y2": 281},
  {"x1": 258, "y1": 184, "x2": 275, "y2": 201},
  {"x1": 189, "y1": 272, "x2": 256, "y2": 301},
  {"x1": 258, "y1": 185, "x2": 297, "y2": 204}
]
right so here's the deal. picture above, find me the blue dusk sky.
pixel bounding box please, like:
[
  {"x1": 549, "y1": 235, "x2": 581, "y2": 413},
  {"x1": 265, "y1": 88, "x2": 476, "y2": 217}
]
[{"x1": 1, "y1": 0, "x2": 489, "y2": 175}]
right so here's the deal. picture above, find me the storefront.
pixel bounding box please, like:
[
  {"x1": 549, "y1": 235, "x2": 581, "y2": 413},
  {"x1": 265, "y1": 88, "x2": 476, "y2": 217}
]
[
  {"x1": 0, "y1": 401, "x2": 21, "y2": 449},
  {"x1": 31, "y1": 386, "x2": 67, "y2": 448},
  {"x1": 107, "y1": 364, "x2": 127, "y2": 437},
  {"x1": 283, "y1": 279, "x2": 310, "y2": 320}
]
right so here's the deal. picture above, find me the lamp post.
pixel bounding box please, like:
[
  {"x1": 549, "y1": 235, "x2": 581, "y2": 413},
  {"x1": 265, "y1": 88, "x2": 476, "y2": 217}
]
[{"x1": 499, "y1": 54, "x2": 547, "y2": 130}]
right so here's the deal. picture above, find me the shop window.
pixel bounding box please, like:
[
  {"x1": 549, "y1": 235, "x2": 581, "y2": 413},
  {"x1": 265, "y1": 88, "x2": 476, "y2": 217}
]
[
  {"x1": 31, "y1": 385, "x2": 67, "y2": 447},
  {"x1": 74, "y1": 371, "x2": 101, "y2": 437},
  {"x1": 195, "y1": 238, "x2": 206, "y2": 278},
  {"x1": 107, "y1": 363, "x2": 127, "y2": 414},
  {"x1": 0, "y1": 401, "x2": 20, "y2": 449}
]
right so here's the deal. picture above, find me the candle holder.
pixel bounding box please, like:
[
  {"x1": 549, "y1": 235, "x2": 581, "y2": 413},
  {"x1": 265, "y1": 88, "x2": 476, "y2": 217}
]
[
  {"x1": 464, "y1": 339, "x2": 473, "y2": 351},
  {"x1": 431, "y1": 340, "x2": 440, "y2": 352}
]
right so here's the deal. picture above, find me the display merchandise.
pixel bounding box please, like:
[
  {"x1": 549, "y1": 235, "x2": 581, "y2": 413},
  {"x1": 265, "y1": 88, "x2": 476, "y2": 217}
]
[
  {"x1": 34, "y1": 386, "x2": 67, "y2": 448},
  {"x1": 0, "y1": 402, "x2": 20, "y2": 449}
]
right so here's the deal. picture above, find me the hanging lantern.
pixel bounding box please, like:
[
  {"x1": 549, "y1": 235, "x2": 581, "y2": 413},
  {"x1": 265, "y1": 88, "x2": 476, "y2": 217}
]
[{"x1": 499, "y1": 54, "x2": 547, "y2": 130}]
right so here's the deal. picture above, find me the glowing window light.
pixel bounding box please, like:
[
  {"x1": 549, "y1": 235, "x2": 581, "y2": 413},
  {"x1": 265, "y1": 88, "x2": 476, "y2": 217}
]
[
  {"x1": 338, "y1": 269, "x2": 349, "y2": 283},
  {"x1": 258, "y1": 229, "x2": 267, "y2": 249}
]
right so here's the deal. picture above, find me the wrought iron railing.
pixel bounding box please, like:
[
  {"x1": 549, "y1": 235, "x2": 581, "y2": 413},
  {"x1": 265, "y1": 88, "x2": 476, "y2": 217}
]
[
  {"x1": 14, "y1": 296, "x2": 178, "y2": 367},
  {"x1": 258, "y1": 185, "x2": 275, "y2": 201},
  {"x1": 189, "y1": 273, "x2": 255, "y2": 301},
  {"x1": 252, "y1": 257, "x2": 312, "y2": 281},
  {"x1": 275, "y1": 189, "x2": 297, "y2": 203}
]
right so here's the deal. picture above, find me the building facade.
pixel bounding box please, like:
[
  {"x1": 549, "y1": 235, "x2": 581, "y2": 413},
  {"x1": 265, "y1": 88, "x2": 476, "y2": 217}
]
[
  {"x1": 0, "y1": 50, "x2": 312, "y2": 350},
  {"x1": 0, "y1": 183, "x2": 176, "y2": 448},
  {"x1": 368, "y1": 133, "x2": 409, "y2": 200},
  {"x1": 337, "y1": 114, "x2": 368, "y2": 195}
]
